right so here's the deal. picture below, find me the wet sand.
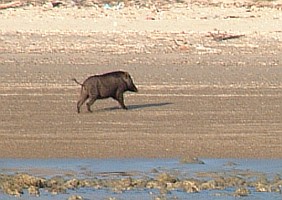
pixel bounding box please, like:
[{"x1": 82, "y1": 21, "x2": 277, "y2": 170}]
[{"x1": 0, "y1": 1, "x2": 282, "y2": 159}]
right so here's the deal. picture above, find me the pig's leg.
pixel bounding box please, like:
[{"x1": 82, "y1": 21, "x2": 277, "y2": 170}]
[
  {"x1": 77, "y1": 94, "x2": 88, "y2": 113},
  {"x1": 115, "y1": 93, "x2": 127, "y2": 110},
  {"x1": 86, "y1": 95, "x2": 97, "y2": 112}
]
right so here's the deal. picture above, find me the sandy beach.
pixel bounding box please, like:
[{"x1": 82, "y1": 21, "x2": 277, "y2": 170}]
[{"x1": 0, "y1": 0, "x2": 281, "y2": 159}]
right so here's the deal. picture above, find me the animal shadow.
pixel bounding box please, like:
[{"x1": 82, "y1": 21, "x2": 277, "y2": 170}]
[{"x1": 102, "y1": 102, "x2": 173, "y2": 111}]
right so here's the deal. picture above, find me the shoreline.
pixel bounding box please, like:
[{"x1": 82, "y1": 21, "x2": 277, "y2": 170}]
[{"x1": 1, "y1": 158, "x2": 282, "y2": 199}]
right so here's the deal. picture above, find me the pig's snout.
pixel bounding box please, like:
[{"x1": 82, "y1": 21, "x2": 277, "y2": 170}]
[{"x1": 131, "y1": 84, "x2": 138, "y2": 92}]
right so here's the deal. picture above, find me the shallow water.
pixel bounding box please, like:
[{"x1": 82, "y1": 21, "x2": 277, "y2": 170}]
[{"x1": 0, "y1": 159, "x2": 281, "y2": 200}]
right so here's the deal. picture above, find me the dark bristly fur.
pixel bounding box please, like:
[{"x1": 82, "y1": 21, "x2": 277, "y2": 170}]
[{"x1": 72, "y1": 71, "x2": 138, "y2": 113}]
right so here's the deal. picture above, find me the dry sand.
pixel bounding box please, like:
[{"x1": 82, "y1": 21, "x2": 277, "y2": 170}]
[{"x1": 0, "y1": 0, "x2": 281, "y2": 159}]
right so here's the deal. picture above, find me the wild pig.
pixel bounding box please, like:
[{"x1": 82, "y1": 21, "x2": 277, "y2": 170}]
[{"x1": 72, "y1": 71, "x2": 138, "y2": 113}]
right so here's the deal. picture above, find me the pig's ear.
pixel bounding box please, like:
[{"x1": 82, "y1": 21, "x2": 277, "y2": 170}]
[{"x1": 124, "y1": 72, "x2": 130, "y2": 79}]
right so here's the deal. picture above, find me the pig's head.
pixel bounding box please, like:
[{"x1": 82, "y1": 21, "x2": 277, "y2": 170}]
[{"x1": 124, "y1": 72, "x2": 138, "y2": 92}]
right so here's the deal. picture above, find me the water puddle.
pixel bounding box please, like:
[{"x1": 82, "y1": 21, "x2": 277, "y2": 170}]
[{"x1": 0, "y1": 158, "x2": 281, "y2": 199}]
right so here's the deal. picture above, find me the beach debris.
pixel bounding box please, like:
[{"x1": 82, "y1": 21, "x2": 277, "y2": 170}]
[
  {"x1": 256, "y1": 182, "x2": 270, "y2": 192},
  {"x1": 200, "y1": 180, "x2": 216, "y2": 190},
  {"x1": 68, "y1": 195, "x2": 84, "y2": 200},
  {"x1": 51, "y1": 1, "x2": 63, "y2": 7},
  {"x1": 65, "y1": 179, "x2": 80, "y2": 189},
  {"x1": 28, "y1": 186, "x2": 40, "y2": 196},
  {"x1": 103, "y1": 2, "x2": 125, "y2": 10},
  {"x1": 0, "y1": 1, "x2": 23, "y2": 9},
  {"x1": 234, "y1": 187, "x2": 250, "y2": 196},
  {"x1": 182, "y1": 180, "x2": 200, "y2": 193},
  {"x1": 208, "y1": 31, "x2": 245, "y2": 41},
  {"x1": 180, "y1": 157, "x2": 205, "y2": 164},
  {"x1": 1, "y1": 182, "x2": 23, "y2": 197},
  {"x1": 174, "y1": 38, "x2": 191, "y2": 51},
  {"x1": 1, "y1": 171, "x2": 282, "y2": 197},
  {"x1": 157, "y1": 173, "x2": 178, "y2": 184}
]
